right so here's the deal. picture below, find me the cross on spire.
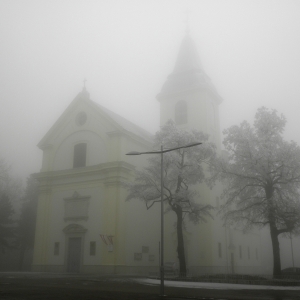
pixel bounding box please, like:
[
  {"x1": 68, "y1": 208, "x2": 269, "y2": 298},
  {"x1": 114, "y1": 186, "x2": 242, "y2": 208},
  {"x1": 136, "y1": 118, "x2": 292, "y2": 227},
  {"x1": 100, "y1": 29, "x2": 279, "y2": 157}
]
[{"x1": 83, "y1": 78, "x2": 87, "y2": 88}]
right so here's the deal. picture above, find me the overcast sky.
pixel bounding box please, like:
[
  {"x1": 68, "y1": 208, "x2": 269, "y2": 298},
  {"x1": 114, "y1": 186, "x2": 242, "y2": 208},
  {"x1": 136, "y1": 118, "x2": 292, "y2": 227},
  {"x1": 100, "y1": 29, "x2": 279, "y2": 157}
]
[{"x1": 1, "y1": 0, "x2": 300, "y2": 182}]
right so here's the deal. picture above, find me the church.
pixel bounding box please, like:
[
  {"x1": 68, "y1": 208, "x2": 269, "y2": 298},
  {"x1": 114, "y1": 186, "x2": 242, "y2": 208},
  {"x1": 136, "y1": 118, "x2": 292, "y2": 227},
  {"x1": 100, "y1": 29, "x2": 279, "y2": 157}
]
[{"x1": 32, "y1": 33, "x2": 262, "y2": 275}]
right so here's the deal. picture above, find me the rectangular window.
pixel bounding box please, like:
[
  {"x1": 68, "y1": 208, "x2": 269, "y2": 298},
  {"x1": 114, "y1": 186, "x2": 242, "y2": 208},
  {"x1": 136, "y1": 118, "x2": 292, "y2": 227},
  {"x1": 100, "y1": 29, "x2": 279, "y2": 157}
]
[
  {"x1": 90, "y1": 241, "x2": 96, "y2": 256},
  {"x1": 248, "y1": 246, "x2": 250, "y2": 259},
  {"x1": 54, "y1": 242, "x2": 59, "y2": 255},
  {"x1": 218, "y1": 242, "x2": 222, "y2": 258},
  {"x1": 73, "y1": 143, "x2": 87, "y2": 168},
  {"x1": 142, "y1": 246, "x2": 149, "y2": 253},
  {"x1": 134, "y1": 253, "x2": 142, "y2": 261},
  {"x1": 239, "y1": 245, "x2": 242, "y2": 259}
]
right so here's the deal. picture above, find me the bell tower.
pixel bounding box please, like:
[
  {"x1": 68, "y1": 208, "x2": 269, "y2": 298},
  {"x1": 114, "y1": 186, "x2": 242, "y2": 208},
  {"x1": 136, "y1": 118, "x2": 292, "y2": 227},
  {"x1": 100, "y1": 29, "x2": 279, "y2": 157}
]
[{"x1": 157, "y1": 34, "x2": 222, "y2": 149}]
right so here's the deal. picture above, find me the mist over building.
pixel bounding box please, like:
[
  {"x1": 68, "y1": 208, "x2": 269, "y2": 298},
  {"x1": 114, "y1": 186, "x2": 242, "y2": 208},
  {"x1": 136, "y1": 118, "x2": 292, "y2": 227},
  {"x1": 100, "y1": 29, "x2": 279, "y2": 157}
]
[{"x1": 31, "y1": 32, "x2": 277, "y2": 275}]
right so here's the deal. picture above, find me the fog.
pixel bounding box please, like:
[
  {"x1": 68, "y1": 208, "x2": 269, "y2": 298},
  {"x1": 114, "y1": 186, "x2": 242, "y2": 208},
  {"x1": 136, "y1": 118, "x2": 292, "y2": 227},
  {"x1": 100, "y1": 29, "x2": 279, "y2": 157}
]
[{"x1": 1, "y1": 0, "x2": 300, "y2": 184}]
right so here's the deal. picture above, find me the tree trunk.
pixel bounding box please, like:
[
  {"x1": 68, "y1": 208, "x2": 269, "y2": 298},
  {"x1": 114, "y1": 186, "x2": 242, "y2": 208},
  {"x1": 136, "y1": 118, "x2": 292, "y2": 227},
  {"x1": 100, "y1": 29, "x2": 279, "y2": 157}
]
[
  {"x1": 270, "y1": 223, "x2": 281, "y2": 278},
  {"x1": 175, "y1": 207, "x2": 187, "y2": 277},
  {"x1": 266, "y1": 185, "x2": 282, "y2": 279}
]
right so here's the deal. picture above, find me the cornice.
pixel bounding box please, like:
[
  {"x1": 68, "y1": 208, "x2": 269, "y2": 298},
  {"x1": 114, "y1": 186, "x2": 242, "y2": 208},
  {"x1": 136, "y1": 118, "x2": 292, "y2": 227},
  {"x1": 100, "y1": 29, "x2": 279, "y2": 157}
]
[{"x1": 35, "y1": 161, "x2": 136, "y2": 182}]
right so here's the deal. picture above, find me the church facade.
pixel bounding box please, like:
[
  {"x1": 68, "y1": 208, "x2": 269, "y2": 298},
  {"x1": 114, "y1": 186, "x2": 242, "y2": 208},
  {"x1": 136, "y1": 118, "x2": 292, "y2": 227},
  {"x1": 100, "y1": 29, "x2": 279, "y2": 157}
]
[{"x1": 32, "y1": 34, "x2": 263, "y2": 275}]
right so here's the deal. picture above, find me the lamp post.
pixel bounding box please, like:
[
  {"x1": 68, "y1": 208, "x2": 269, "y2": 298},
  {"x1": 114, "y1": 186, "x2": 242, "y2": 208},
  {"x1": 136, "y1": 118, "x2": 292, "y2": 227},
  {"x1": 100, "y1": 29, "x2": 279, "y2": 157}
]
[{"x1": 126, "y1": 142, "x2": 202, "y2": 297}]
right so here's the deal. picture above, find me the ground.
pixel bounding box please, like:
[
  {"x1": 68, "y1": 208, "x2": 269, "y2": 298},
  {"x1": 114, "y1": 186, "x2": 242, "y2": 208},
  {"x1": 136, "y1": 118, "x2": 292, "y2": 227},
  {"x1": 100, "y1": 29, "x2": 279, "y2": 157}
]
[{"x1": 0, "y1": 273, "x2": 300, "y2": 300}]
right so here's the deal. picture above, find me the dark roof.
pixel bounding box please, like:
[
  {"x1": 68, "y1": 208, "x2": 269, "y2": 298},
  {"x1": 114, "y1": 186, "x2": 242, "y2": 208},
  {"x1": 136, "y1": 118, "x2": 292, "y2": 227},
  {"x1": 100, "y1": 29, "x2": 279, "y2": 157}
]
[{"x1": 92, "y1": 101, "x2": 153, "y2": 142}]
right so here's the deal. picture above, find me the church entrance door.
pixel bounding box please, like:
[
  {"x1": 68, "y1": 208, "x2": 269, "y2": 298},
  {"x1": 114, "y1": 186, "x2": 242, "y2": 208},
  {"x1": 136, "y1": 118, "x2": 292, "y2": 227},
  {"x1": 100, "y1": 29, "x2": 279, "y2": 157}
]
[{"x1": 67, "y1": 237, "x2": 82, "y2": 273}]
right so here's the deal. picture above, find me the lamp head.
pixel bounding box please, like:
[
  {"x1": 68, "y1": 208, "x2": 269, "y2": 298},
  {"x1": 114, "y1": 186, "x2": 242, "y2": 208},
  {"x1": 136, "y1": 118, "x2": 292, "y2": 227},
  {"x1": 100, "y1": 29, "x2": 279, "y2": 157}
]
[
  {"x1": 184, "y1": 142, "x2": 202, "y2": 148},
  {"x1": 126, "y1": 151, "x2": 141, "y2": 155}
]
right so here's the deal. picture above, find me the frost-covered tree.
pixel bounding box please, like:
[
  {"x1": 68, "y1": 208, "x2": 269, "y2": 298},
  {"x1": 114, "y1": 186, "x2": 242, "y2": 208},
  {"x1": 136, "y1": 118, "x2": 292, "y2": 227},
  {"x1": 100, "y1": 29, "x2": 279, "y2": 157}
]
[
  {"x1": 126, "y1": 120, "x2": 216, "y2": 276},
  {"x1": 211, "y1": 107, "x2": 300, "y2": 278},
  {"x1": 0, "y1": 159, "x2": 23, "y2": 216}
]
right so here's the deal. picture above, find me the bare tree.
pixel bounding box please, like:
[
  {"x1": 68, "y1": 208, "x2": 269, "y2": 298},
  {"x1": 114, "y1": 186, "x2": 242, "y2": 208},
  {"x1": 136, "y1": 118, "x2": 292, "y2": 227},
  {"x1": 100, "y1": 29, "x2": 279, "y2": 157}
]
[
  {"x1": 211, "y1": 107, "x2": 300, "y2": 278},
  {"x1": 0, "y1": 160, "x2": 16, "y2": 253},
  {"x1": 0, "y1": 193, "x2": 14, "y2": 253},
  {"x1": 126, "y1": 120, "x2": 216, "y2": 276},
  {"x1": 17, "y1": 175, "x2": 38, "y2": 270}
]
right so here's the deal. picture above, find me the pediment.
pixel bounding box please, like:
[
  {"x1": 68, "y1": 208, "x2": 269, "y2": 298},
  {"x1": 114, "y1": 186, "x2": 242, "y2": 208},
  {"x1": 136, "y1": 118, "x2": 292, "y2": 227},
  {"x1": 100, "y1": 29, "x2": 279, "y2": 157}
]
[
  {"x1": 63, "y1": 223, "x2": 87, "y2": 234},
  {"x1": 38, "y1": 89, "x2": 121, "y2": 149},
  {"x1": 38, "y1": 88, "x2": 152, "y2": 150}
]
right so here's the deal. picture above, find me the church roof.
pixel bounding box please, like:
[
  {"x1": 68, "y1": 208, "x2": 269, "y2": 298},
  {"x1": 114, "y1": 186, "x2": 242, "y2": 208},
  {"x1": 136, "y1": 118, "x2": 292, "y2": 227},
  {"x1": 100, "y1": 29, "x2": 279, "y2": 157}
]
[
  {"x1": 77, "y1": 88, "x2": 152, "y2": 141},
  {"x1": 173, "y1": 33, "x2": 203, "y2": 73},
  {"x1": 157, "y1": 34, "x2": 222, "y2": 102},
  {"x1": 38, "y1": 88, "x2": 152, "y2": 149},
  {"x1": 92, "y1": 101, "x2": 153, "y2": 141}
]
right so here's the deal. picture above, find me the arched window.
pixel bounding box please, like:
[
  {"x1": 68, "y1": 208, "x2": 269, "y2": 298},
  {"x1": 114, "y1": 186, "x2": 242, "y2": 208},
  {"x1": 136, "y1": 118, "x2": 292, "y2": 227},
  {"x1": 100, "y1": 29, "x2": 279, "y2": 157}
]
[
  {"x1": 175, "y1": 100, "x2": 187, "y2": 125},
  {"x1": 73, "y1": 143, "x2": 87, "y2": 168}
]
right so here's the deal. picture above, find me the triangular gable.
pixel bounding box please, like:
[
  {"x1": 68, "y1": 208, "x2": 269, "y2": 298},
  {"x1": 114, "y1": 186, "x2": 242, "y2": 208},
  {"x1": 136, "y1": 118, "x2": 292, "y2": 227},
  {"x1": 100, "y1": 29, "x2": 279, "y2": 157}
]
[
  {"x1": 157, "y1": 34, "x2": 222, "y2": 104},
  {"x1": 38, "y1": 88, "x2": 153, "y2": 149},
  {"x1": 94, "y1": 103, "x2": 153, "y2": 141}
]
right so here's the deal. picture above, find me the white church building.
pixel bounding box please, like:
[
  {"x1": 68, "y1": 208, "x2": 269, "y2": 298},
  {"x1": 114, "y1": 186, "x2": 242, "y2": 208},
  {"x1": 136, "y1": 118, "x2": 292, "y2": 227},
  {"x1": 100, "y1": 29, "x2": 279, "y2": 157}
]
[{"x1": 32, "y1": 34, "x2": 263, "y2": 275}]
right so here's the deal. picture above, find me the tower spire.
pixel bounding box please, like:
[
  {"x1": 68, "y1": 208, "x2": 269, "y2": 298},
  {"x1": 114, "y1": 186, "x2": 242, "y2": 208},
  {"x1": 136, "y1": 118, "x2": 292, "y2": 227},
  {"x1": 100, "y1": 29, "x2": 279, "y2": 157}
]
[
  {"x1": 157, "y1": 34, "x2": 222, "y2": 149},
  {"x1": 157, "y1": 34, "x2": 222, "y2": 104}
]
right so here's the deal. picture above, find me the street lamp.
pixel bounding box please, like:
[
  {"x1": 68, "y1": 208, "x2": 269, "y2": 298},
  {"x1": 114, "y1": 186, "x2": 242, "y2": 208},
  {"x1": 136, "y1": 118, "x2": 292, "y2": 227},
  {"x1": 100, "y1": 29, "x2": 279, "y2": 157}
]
[{"x1": 126, "y1": 142, "x2": 202, "y2": 297}]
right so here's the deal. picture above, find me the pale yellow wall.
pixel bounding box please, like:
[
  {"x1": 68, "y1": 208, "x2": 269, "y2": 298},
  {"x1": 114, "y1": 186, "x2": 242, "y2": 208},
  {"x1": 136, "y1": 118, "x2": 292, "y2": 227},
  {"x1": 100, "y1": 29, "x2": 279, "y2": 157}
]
[
  {"x1": 53, "y1": 130, "x2": 107, "y2": 171},
  {"x1": 40, "y1": 100, "x2": 118, "y2": 172},
  {"x1": 32, "y1": 187, "x2": 52, "y2": 267},
  {"x1": 158, "y1": 88, "x2": 221, "y2": 271},
  {"x1": 47, "y1": 185, "x2": 104, "y2": 267},
  {"x1": 33, "y1": 96, "x2": 156, "y2": 272},
  {"x1": 157, "y1": 76, "x2": 263, "y2": 274},
  {"x1": 125, "y1": 197, "x2": 160, "y2": 267},
  {"x1": 33, "y1": 162, "x2": 142, "y2": 270}
]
